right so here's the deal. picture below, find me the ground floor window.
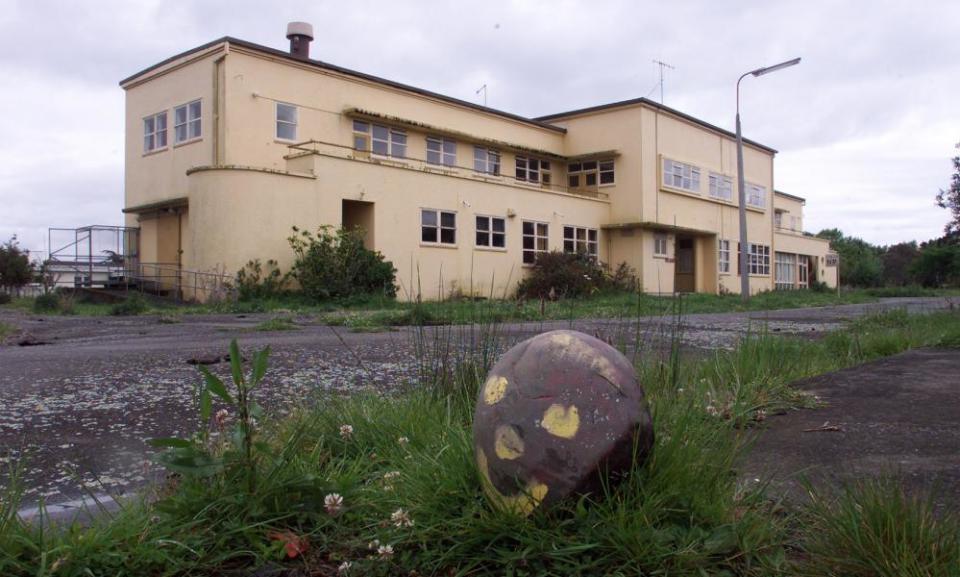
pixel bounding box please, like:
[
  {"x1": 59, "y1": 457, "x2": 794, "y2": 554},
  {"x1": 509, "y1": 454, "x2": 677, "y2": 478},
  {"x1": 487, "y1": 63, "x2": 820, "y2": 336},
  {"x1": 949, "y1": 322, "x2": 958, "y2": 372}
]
[
  {"x1": 775, "y1": 251, "x2": 797, "y2": 289},
  {"x1": 522, "y1": 221, "x2": 549, "y2": 264},
  {"x1": 475, "y1": 215, "x2": 505, "y2": 248},
  {"x1": 421, "y1": 209, "x2": 456, "y2": 245},
  {"x1": 563, "y1": 226, "x2": 598, "y2": 257},
  {"x1": 654, "y1": 233, "x2": 668, "y2": 257},
  {"x1": 718, "y1": 239, "x2": 730, "y2": 273},
  {"x1": 738, "y1": 243, "x2": 771, "y2": 276}
]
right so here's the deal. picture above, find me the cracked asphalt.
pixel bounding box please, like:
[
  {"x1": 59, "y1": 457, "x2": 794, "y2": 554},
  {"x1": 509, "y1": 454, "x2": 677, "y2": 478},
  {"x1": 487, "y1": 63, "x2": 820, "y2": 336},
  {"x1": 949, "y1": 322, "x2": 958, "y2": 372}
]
[{"x1": 0, "y1": 297, "x2": 952, "y2": 508}]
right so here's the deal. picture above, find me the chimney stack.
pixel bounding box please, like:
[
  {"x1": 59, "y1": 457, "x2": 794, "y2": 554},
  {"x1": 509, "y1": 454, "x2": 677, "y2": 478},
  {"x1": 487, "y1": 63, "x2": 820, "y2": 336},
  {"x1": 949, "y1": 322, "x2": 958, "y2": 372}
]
[{"x1": 286, "y1": 22, "x2": 314, "y2": 59}]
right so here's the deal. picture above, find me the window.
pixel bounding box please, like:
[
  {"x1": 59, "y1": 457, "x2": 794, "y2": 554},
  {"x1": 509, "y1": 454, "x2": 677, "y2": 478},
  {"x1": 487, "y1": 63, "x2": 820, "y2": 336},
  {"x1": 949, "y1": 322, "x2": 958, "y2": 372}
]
[
  {"x1": 708, "y1": 172, "x2": 732, "y2": 201},
  {"x1": 421, "y1": 209, "x2": 456, "y2": 245},
  {"x1": 516, "y1": 156, "x2": 551, "y2": 185},
  {"x1": 567, "y1": 159, "x2": 614, "y2": 190},
  {"x1": 748, "y1": 243, "x2": 771, "y2": 276},
  {"x1": 563, "y1": 226, "x2": 598, "y2": 257},
  {"x1": 143, "y1": 111, "x2": 167, "y2": 152},
  {"x1": 427, "y1": 137, "x2": 456, "y2": 166},
  {"x1": 662, "y1": 158, "x2": 700, "y2": 193},
  {"x1": 774, "y1": 210, "x2": 784, "y2": 229},
  {"x1": 775, "y1": 251, "x2": 797, "y2": 289},
  {"x1": 746, "y1": 183, "x2": 767, "y2": 208},
  {"x1": 522, "y1": 221, "x2": 549, "y2": 264},
  {"x1": 798, "y1": 256, "x2": 809, "y2": 288},
  {"x1": 276, "y1": 103, "x2": 297, "y2": 141},
  {"x1": 654, "y1": 233, "x2": 668, "y2": 257},
  {"x1": 474, "y1": 147, "x2": 501, "y2": 175},
  {"x1": 354, "y1": 121, "x2": 406, "y2": 158},
  {"x1": 476, "y1": 216, "x2": 506, "y2": 248},
  {"x1": 173, "y1": 100, "x2": 201, "y2": 144},
  {"x1": 718, "y1": 239, "x2": 730, "y2": 273}
]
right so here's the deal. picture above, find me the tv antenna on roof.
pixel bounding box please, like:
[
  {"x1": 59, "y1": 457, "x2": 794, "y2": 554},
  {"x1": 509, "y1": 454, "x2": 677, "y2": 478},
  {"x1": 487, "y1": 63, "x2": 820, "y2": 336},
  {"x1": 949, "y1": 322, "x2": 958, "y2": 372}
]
[
  {"x1": 652, "y1": 59, "x2": 675, "y2": 104},
  {"x1": 476, "y1": 83, "x2": 488, "y2": 107}
]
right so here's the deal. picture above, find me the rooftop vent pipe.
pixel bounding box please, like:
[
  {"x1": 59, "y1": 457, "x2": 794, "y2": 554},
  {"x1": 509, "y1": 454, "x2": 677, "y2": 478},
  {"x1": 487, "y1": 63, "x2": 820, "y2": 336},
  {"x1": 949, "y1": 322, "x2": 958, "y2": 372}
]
[{"x1": 286, "y1": 22, "x2": 314, "y2": 59}]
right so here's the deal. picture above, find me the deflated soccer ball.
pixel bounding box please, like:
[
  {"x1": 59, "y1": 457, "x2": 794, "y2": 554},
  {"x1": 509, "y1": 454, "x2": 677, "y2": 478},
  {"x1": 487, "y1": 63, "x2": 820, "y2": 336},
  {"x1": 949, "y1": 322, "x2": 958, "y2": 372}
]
[{"x1": 473, "y1": 330, "x2": 654, "y2": 514}]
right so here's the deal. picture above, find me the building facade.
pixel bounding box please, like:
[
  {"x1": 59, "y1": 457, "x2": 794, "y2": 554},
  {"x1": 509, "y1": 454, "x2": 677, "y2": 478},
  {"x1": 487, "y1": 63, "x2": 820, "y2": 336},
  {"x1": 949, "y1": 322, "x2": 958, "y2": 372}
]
[{"x1": 121, "y1": 28, "x2": 837, "y2": 301}]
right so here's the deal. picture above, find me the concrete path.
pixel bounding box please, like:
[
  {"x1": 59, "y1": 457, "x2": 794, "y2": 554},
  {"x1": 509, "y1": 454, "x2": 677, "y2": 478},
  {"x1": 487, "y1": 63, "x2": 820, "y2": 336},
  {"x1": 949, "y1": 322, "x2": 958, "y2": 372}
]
[
  {"x1": 0, "y1": 297, "x2": 952, "y2": 510},
  {"x1": 742, "y1": 347, "x2": 960, "y2": 515}
]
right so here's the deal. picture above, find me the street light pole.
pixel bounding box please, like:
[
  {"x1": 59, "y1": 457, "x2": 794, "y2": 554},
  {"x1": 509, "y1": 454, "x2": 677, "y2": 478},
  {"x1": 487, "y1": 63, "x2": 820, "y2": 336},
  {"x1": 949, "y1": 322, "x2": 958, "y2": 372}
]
[{"x1": 735, "y1": 57, "x2": 801, "y2": 302}]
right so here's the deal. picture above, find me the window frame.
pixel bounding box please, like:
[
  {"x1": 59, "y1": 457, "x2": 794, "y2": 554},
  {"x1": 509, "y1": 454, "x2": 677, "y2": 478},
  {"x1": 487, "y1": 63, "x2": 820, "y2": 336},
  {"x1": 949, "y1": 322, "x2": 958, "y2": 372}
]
[
  {"x1": 746, "y1": 182, "x2": 767, "y2": 209},
  {"x1": 143, "y1": 110, "x2": 168, "y2": 153},
  {"x1": 563, "y1": 225, "x2": 599, "y2": 257},
  {"x1": 353, "y1": 121, "x2": 407, "y2": 158},
  {"x1": 473, "y1": 146, "x2": 501, "y2": 175},
  {"x1": 275, "y1": 102, "x2": 298, "y2": 142},
  {"x1": 662, "y1": 158, "x2": 701, "y2": 193},
  {"x1": 708, "y1": 172, "x2": 733, "y2": 201},
  {"x1": 748, "y1": 243, "x2": 771, "y2": 276},
  {"x1": 421, "y1": 208, "x2": 457, "y2": 246},
  {"x1": 654, "y1": 233, "x2": 669, "y2": 257},
  {"x1": 718, "y1": 239, "x2": 731, "y2": 273},
  {"x1": 515, "y1": 156, "x2": 551, "y2": 185},
  {"x1": 426, "y1": 136, "x2": 457, "y2": 167},
  {"x1": 475, "y1": 215, "x2": 506, "y2": 250},
  {"x1": 521, "y1": 220, "x2": 549, "y2": 265},
  {"x1": 173, "y1": 99, "x2": 202, "y2": 145}
]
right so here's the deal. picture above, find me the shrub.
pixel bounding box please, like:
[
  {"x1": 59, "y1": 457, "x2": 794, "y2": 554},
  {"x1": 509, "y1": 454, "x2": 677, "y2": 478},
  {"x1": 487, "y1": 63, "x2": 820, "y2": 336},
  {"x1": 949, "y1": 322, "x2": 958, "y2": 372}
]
[
  {"x1": 287, "y1": 225, "x2": 397, "y2": 301},
  {"x1": 33, "y1": 292, "x2": 60, "y2": 313},
  {"x1": 235, "y1": 259, "x2": 285, "y2": 301},
  {"x1": 516, "y1": 251, "x2": 610, "y2": 299},
  {"x1": 110, "y1": 293, "x2": 149, "y2": 316},
  {"x1": 0, "y1": 293, "x2": 11, "y2": 305}
]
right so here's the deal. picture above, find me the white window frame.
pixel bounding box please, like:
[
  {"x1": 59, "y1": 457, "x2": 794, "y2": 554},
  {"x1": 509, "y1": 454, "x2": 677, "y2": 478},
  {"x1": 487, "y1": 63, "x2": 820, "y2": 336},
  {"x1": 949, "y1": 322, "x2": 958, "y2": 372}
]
[
  {"x1": 598, "y1": 159, "x2": 615, "y2": 186},
  {"x1": 774, "y1": 210, "x2": 784, "y2": 229},
  {"x1": 475, "y1": 215, "x2": 506, "y2": 249},
  {"x1": 427, "y1": 136, "x2": 457, "y2": 167},
  {"x1": 522, "y1": 220, "x2": 549, "y2": 264},
  {"x1": 143, "y1": 111, "x2": 168, "y2": 153},
  {"x1": 708, "y1": 172, "x2": 733, "y2": 201},
  {"x1": 775, "y1": 251, "x2": 797, "y2": 289},
  {"x1": 173, "y1": 99, "x2": 202, "y2": 144},
  {"x1": 421, "y1": 208, "x2": 456, "y2": 246},
  {"x1": 516, "y1": 156, "x2": 551, "y2": 185},
  {"x1": 563, "y1": 226, "x2": 598, "y2": 257},
  {"x1": 718, "y1": 239, "x2": 730, "y2": 273},
  {"x1": 276, "y1": 102, "x2": 298, "y2": 141},
  {"x1": 654, "y1": 233, "x2": 669, "y2": 257},
  {"x1": 747, "y1": 243, "x2": 771, "y2": 276},
  {"x1": 662, "y1": 158, "x2": 701, "y2": 193},
  {"x1": 473, "y1": 146, "x2": 501, "y2": 175},
  {"x1": 353, "y1": 121, "x2": 406, "y2": 158},
  {"x1": 746, "y1": 183, "x2": 767, "y2": 209}
]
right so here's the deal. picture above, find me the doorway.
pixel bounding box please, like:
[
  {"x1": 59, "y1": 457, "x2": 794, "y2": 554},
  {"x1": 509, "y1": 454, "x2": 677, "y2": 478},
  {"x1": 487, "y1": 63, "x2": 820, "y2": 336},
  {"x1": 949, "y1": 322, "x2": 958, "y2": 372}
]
[
  {"x1": 342, "y1": 200, "x2": 375, "y2": 249},
  {"x1": 674, "y1": 236, "x2": 696, "y2": 293}
]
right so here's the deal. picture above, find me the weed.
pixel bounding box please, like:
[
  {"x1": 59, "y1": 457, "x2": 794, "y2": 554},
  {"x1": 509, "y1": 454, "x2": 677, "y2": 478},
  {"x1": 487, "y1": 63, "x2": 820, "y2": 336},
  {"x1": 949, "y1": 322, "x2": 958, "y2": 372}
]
[
  {"x1": 110, "y1": 293, "x2": 149, "y2": 316},
  {"x1": 32, "y1": 292, "x2": 60, "y2": 313}
]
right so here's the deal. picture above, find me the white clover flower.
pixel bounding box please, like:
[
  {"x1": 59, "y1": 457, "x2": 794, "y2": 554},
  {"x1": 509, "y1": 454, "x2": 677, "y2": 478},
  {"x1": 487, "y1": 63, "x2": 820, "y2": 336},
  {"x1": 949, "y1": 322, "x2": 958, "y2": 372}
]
[
  {"x1": 339, "y1": 424, "x2": 354, "y2": 440},
  {"x1": 398, "y1": 436, "x2": 410, "y2": 447},
  {"x1": 367, "y1": 539, "x2": 380, "y2": 550},
  {"x1": 337, "y1": 561, "x2": 353, "y2": 574},
  {"x1": 214, "y1": 408, "x2": 230, "y2": 428},
  {"x1": 324, "y1": 493, "x2": 344, "y2": 515},
  {"x1": 391, "y1": 508, "x2": 414, "y2": 528},
  {"x1": 377, "y1": 544, "x2": 394, "y2": 559},
  {"x1": 706, "y1": 404, "x2": 719, "y2": 417},
  {"x1": 383, "y1": 470, "x2": 401, "y2": 481}
]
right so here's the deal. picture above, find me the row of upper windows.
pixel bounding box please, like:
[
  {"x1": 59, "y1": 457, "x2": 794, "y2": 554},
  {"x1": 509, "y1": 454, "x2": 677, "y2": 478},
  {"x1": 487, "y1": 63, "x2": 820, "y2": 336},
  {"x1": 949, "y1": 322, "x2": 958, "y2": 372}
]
[
  {"x1": 273, "y1": 102, "x2": 615, "y2": 188},
  {"x1": 661, "y1": 157, "x2": 767, "y2": 209},
  {"x1": 143, "y1": 99, "x2": 202, "y2": 153},
  {"x1": 419, "y1": 209, "x2": 598, "y2": 263}
]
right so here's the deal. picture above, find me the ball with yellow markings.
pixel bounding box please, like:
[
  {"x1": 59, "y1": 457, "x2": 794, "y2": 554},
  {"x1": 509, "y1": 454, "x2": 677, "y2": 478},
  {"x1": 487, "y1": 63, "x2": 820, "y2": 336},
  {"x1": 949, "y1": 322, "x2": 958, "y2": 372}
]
[{"x1": 473, "y1": 330, "x2": 654, "y2": 514}]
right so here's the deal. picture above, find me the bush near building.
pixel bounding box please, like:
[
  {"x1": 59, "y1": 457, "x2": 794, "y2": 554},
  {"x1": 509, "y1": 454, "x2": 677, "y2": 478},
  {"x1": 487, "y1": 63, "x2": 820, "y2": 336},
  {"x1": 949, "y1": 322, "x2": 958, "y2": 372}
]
[
  {"x1": 287, "y1": 226, "x2": 397, "y2": 301},
  {"x1": 516, "y1": 251, "x2": 636, "y2": 299}
]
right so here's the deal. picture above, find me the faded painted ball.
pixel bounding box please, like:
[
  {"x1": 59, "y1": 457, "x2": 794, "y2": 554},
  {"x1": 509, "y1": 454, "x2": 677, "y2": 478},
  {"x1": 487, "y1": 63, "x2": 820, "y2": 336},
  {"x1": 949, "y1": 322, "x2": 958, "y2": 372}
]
[{"x1": 473, "y1": 330, "x2": 654, "y2": 514}]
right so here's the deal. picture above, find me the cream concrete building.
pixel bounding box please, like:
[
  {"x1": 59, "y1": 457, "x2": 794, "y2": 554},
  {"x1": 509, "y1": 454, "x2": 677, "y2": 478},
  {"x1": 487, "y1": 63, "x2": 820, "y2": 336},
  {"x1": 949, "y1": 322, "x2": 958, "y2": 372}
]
[{"x1": 120, "y1": 25, "x2": 837, "y2": 301}]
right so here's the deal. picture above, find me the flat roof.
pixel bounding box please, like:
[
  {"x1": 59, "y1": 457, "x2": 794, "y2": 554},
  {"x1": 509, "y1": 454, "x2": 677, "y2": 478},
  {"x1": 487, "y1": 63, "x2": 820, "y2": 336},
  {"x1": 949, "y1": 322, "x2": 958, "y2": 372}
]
[
  {"x1": 774, "y1": 190, "x2": 806, "y2": 203},
  {"x1": 535, "y1": 97, "x2": 777, "y2": 154}
]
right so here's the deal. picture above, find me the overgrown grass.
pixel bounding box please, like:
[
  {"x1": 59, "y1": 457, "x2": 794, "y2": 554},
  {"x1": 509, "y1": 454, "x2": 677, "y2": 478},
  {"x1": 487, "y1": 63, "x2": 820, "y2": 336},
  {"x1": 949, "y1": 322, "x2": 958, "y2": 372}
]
[
  {"x1": 0, "y1": 321, "x2": 13, "y2": 341},
  {"x1": 252, "y1": 317, "x2": 300, "y2": 332},
  {"x1": 2, "y1": 310, "x2": 959, "y2": 575}
]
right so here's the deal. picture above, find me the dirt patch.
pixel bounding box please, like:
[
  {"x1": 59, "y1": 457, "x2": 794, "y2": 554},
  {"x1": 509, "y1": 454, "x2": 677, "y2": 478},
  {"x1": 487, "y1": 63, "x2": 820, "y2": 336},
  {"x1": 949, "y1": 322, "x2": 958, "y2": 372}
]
[{"x1": 741, "y1": 347, "x2": 960, "y2": 515}]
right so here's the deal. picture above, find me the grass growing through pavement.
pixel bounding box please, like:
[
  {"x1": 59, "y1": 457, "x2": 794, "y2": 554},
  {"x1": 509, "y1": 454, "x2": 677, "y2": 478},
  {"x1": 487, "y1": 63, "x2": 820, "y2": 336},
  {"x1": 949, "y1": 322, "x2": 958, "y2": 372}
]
[
  {"x1": 1, "y1": 309, "x2": 959, "y2": 575},
  {"x1": 252, "y1": 317, "x2": 300, "y2": 332}
]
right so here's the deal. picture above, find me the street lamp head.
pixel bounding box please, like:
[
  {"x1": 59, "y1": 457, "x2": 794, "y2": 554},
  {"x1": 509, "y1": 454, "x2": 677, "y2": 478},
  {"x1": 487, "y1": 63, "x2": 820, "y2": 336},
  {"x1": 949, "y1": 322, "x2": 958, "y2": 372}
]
[{"x1": 751, "y1": 57, "x2": 801, "y2": 77}]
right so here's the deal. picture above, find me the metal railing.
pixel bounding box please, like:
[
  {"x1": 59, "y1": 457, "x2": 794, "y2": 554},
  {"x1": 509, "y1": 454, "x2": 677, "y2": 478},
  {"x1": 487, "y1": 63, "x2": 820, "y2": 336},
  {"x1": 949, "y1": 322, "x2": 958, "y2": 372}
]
[{"x1": 126, "y1": 262, "x2": 236, "y2": 303}]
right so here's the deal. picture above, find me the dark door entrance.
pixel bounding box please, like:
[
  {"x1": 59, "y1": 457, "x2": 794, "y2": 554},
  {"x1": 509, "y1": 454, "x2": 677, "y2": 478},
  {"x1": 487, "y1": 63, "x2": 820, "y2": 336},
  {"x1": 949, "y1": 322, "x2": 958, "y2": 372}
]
[
  {"x1": 342, "y1": 200, "x2": 375, "y2": 249},
  {"x1": 675, "y1": 236, "x2": 696, "y2": 293}
]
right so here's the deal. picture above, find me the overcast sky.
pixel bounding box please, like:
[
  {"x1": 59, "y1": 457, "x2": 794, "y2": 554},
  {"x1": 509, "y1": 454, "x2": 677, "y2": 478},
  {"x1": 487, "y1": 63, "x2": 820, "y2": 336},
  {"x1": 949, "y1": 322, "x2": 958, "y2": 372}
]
[{"x1": 1, "y1": 0, "x2": 957, "y2": 257}]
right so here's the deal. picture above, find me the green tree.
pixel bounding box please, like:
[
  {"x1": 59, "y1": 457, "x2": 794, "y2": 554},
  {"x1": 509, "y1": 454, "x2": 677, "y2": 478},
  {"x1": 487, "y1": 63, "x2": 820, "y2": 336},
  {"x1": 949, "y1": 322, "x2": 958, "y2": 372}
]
[
  {"x1": 881, "y1": 241, "x2": 920, "y2": 286},
  {"x1": 816, "y1": 228, "x2": 883, "y2": 287},
  {"x1": 0, "y1": 236, "x2": 34, "y2": 294},
  {"x1": 910, "y1": 242, "x2": 960, "y2": 287},
  {"x1": 935, "y1": 142, "x2": 960, "y2": 237}
]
